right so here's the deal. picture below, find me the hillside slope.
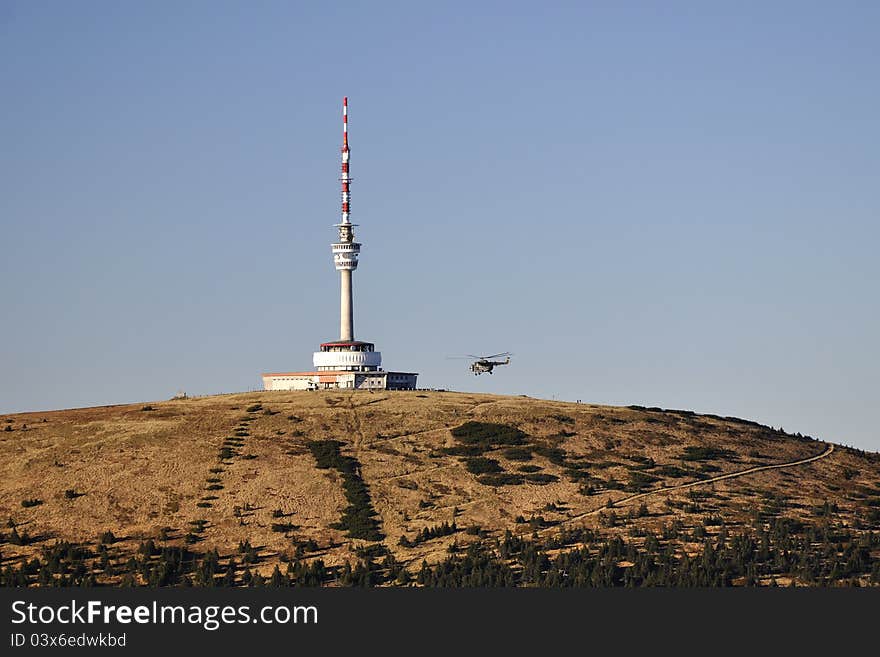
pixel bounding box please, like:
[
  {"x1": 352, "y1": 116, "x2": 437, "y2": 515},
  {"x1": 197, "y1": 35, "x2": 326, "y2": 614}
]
[{"x1": 1, "y1": 390, "x2": 878, "y2": 586}]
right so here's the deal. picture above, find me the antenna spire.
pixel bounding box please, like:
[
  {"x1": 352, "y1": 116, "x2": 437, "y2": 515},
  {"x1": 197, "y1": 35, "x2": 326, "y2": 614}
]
[
  {"x1": 342, "y1": 96, "x2": 348, "y2": 148},
  {"x1": 341, "y1": 97, "x2": 350, "y2": 224}
]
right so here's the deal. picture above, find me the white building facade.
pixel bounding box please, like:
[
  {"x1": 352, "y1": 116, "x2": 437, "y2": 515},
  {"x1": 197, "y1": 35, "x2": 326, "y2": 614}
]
[{"x1": 262, "y1": 370, "x2": 418, "y2": 391}]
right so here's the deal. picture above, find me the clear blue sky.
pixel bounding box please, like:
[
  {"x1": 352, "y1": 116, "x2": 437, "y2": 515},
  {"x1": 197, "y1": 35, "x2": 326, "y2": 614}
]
[{"x1": 1, "y1": 1, "x2": 878, "y2": 451}]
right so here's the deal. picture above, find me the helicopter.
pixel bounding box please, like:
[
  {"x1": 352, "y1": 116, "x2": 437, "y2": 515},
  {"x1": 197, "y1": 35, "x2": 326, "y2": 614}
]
[{"x1": 448, "y1": 352, "x2": 513, "y2": 375}]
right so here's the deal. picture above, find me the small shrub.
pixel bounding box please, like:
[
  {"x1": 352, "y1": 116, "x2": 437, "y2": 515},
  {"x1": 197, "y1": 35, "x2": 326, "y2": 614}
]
[
  {"x1": 477, "y1": 473, "x2": 524, "y2": 486},
  {"x1": 355, "y1": 544, "x2": 389, "y2": 560},
  {"x1": 524, "y1": 473, "x2": 559, "y2": 485},
  {"x1": 564, "y1": 466, "x2": 594, "y2": 483},
  {"x1": 598, "y1": 510, "x2": 618, "y2": 528},
  {"x1": 405, "y1": 521, "x2": 458, "y2": 546},
  {"x1": 238, "y1": 539, "x2": 257, "y2": 563},
  {"x1": 534, "y1": 445, "x2": 567, "y2": 465},
  {"x1": 450, "y1": 421, "x2": 528, "y2": 449},
  {"x1": 9, "y1": 527, "x2": 30, "y2": 545},
  {"x1": 579, "y1": 483, "x2": 597, "y2": 496},
  {"x1": 626, "y1": 454, "x2": 655, "y2": 469},
  {"x1": 680, "y1": 446, "x2": 734, "y2": 462},
  {"x1": 603, "y1": 477, "x2": 624, "y2": 490},
  {"x1": 501, "y1": 447, "x2": 533, "y2": 461},
  {"x1": 21, "y1": 498, "x2": 43, "y2": 508},
  {"x1": 626, "y1": 471, "x2": 658, "y2": 492},
  {"x1": 656, "y1": 464, "x2": 688, "y2": 478},
  {"x1": 441, "y1": 444, "x2": 488, "y2": 457},
  {"x1": 464, "y1": 457, "x2": 502, "y2": 475},
  {"x1": 528, "y1": 516, "x2": 548, "y2": 530}
]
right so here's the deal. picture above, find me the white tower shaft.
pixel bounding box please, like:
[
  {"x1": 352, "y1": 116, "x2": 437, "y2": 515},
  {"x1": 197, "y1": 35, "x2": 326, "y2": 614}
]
[{"x1": 340, "y1": 269, "x2": 353, "y2": 342}]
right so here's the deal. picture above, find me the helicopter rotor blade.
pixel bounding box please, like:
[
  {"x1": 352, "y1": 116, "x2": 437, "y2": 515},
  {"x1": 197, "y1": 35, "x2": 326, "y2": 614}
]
[{"x1": 447, "y1": 352, "x2": 513, "y2": 361}]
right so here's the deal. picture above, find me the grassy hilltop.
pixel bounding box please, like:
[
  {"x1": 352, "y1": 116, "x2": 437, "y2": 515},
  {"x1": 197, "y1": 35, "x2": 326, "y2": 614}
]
[{"x1": 1, "y1": 390, "x2": 879, "y2": 586}]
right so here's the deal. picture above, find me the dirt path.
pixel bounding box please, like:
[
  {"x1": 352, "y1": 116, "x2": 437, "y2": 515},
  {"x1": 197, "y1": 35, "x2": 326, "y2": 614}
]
[
  {"x1": 346, "y1": 394, "x2": 368, "y2": 450},
  {"x1": 545, "y1": 443, "x2": 835, "y2": 534}
]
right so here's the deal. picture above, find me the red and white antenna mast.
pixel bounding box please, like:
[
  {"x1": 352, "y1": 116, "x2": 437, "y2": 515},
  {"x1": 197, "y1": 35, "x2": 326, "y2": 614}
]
[{"x1": 341, "y1": 96, "x2": 351, "y2": 223}]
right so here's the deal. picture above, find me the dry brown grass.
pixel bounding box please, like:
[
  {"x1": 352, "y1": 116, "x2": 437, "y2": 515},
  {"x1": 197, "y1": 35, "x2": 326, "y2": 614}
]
[{"x1": 2, "y1": 390, "x2": 878, "y2": 576}]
